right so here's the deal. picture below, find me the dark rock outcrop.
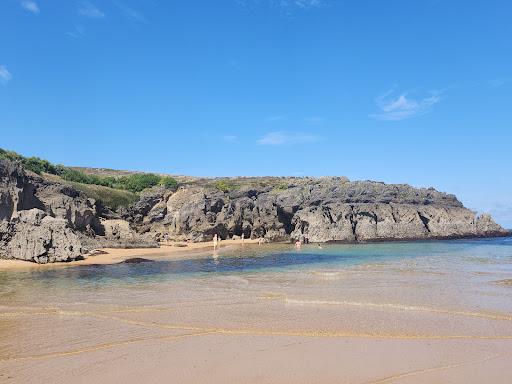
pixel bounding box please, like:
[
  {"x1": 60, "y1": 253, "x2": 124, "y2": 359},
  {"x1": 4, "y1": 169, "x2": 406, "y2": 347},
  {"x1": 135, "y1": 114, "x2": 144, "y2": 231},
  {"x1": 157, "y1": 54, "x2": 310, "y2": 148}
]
[
  {"x1": 35, "y1": 182, "x2": 102, "y2": 234},
  {"x1": 0, "y1": 159, "x2": 44, "y2": 221},
  {"x1": 127, "y1": 177, "x2": 508, "y2": 243},
  {"x1": 0, "y1": 159, "x2": 508, "y2": 263},
  {"x1": 0, "y1": 160, "x2": 155, "y2": 262},
  {"x1": 1, "y1": 209, "x2": 84, "y2": 263}
]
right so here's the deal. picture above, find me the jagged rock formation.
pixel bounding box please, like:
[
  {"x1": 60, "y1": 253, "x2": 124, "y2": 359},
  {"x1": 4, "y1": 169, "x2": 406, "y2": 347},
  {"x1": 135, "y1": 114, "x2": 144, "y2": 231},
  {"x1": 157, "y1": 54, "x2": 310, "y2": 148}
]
[
  {"x1": 35, "y1": 182, "x2": 102, "y2": 234},
  {"x1": 2, "y1": 209, "x2": 84, "y2": 263},
  {"x1": 0, "y1": 159, "x2": 509, "y2": 263},
  {"x1": 126, "y1": 177, "x2": 508, "y2": 243},
  {"x1": 0, "y1": 160, "x2": 155, "y2": 263}
]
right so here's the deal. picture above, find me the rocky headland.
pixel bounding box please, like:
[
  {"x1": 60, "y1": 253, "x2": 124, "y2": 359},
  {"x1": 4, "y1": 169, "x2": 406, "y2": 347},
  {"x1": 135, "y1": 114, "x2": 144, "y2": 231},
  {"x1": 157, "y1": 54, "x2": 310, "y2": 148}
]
[{"x1": 0, "y1": 158, "x2": 508, "y2": 263}]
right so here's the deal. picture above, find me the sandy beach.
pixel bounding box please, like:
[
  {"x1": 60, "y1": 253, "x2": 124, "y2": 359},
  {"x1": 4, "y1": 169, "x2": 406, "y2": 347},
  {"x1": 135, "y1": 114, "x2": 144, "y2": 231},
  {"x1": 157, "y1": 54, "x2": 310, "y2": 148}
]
[
  {"x1": 1, "y1": 239, "x2": 511, "y2": 383},
  {"x1": 0, "y1": 238, "x2": 261, "y2": 270}
]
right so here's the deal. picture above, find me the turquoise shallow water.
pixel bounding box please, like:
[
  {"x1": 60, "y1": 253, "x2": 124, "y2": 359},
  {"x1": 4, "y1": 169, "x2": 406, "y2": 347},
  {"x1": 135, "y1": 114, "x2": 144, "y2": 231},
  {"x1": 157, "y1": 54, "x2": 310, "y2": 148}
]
[
  {"x1": 1, "y1": 237, "x2": 511, "y2": 288},
  {"x1": 1, "y1": 236, "x2": 512, "y2": 382}
]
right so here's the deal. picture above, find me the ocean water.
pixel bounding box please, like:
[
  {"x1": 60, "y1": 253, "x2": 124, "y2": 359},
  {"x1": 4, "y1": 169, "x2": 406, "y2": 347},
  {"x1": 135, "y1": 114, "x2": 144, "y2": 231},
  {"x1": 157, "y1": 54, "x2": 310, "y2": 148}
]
[
  {"x1": 1, "y1": 237, "x2": 511, "y2": 288},
  {"x1": 1, "y1": 237, "x2": 512, "y2": 382}
]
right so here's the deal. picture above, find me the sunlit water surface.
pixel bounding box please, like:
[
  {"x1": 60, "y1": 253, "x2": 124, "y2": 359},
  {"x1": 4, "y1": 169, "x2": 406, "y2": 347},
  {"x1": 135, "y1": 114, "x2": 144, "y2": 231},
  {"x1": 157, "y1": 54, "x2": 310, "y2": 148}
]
[{"x1": 1, "y1": 237, "x2": 512, "y2": 374}]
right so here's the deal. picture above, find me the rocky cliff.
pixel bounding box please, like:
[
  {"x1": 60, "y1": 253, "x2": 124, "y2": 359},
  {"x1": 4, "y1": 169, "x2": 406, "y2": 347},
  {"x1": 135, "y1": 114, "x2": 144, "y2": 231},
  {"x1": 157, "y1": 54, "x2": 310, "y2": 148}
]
[
  {"x1": 0, "y1": 160, "x2": 155, "y2": 263},
  {"x1": 126, "y1": 177, "x2": 507, "y2": 243},
  {"x1": 0, "y1": 159, "x2": 508, "y2": 263}
]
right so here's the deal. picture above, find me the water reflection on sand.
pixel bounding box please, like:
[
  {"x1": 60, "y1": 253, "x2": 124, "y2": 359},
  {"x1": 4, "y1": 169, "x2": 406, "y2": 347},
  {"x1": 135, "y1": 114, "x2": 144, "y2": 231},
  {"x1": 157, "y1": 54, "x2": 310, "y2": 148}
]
[{"x1": 0, "y1": 238, "x2": 511, "y2": 383}]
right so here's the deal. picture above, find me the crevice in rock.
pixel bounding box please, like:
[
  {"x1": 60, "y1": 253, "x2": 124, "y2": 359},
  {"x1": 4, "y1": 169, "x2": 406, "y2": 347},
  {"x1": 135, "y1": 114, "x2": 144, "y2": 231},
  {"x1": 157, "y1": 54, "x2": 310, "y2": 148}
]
[
  {"x1": 356, "y1": 211, "x2": 378, "y2": 223},
  {"x1": 347, "y1": 208, "x2": 358, "y2": 241},
  {"x1": 276, "y1": 206, "x2": 295, "y2": 234},
  {"x1": 322, "y1": 206, "x2": 335, "y2": 224},
  {"x1": 418, "y1": 212, "x2": 431, "y2": 233},
  {"x1": 390, "y1": 206, "x2": 398, "y2": 223}
]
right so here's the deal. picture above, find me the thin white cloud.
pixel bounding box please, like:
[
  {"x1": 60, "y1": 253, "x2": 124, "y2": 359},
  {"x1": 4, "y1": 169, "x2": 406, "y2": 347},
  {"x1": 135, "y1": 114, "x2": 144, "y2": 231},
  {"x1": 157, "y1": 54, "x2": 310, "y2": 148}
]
[
  {"x1": 371, "y1": 90, "x2": 442, "y2": 121},
  {"x1": 292, "y1": 0, "x2": 322, "y2": 8},
  {"x1": 258, "y1": 131, "x2": 320, "y2": 145},
  {"x1": 78, "y1": 2, "x2": 105, "y2": 18},
  {"x1": 237, "y1": 0, "x2": 323, "y2": 9},
  {"x1": 223, "y1": 135, "x2": 238, "y2": 143},
  {"x1": 113, "y1": 1, "x2": 146, "y2": 23},
  {"x1": 67, "y1": 25, "x2": 86, "y2": 39},
  {"x1": 265, "y1": 115, "x2": 286, "y2": 122},
  {"x1": 488, "y1": 77, "x2": 511, "y2": 88},
  {"x1": 304, "y1": 116, "x2": 324, "y2": 125},
  {"x1": 20, "y1": 1, "x2": 39, "y2": 14},
  {"x1": 0, "y1": 66, "x2": 12, "y2": 85}
]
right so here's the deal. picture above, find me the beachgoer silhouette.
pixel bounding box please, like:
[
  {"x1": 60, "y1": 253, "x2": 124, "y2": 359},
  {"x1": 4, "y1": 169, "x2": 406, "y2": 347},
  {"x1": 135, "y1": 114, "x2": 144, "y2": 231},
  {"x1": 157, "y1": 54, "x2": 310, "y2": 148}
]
[{"x1": 213, "y1": 234, "x2": 218, "y2": 251}]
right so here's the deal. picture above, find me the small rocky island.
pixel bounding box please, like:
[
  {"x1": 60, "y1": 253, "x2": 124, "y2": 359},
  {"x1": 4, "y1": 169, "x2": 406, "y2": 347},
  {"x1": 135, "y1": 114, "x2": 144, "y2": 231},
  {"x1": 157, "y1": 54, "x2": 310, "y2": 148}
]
[{"x1": 0, "y1": 155, "x2": 508, "y2": 264}]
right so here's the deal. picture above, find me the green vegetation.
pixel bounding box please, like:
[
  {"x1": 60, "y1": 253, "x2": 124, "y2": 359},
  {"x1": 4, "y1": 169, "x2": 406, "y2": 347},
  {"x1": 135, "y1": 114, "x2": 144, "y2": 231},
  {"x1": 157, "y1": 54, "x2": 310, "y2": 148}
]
[
  {"x1": 273, "y1": 182, "x2": 289, "y2": 191},
  {"x1": 59, "y1": 168, "x2": 177, "y2": 193},
  {"x1": 0, "y1": 148, "x2": 58, "y2": 175},
  {"x1": 160, "y1": 176, "x2": 179, "y2": 189},
  {"x1": 214, "y1": 179, "x2": 239, "y2": 193},
  {"x1": 0, "y1": 148, "x2": 178, "y2": 193},
  {"x1": 52, "y1": 176, "x2": 139, "y2": 210}
]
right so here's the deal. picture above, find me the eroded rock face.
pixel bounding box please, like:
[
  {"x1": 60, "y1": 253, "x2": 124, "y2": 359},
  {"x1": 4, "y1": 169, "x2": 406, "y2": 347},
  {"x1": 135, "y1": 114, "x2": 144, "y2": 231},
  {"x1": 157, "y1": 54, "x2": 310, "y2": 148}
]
[
  {"x1": 0, "y1": 160, "x2": 44, "y2": 221},
  {"x1": 0, "y1": 160, "x2": 160, "y2": 262},
  {"x1": 0, "y1": 159, "x2": 509, "y2": 263},
  {"x1": 129, "y1": 178, "x2": 508, "y2": 242},
  {"x1": 2, "y1": 209, "x2": 84, "y2": 263},
  {"x1": 35, "y1": 182, "x2": 102, "y2": 234}
]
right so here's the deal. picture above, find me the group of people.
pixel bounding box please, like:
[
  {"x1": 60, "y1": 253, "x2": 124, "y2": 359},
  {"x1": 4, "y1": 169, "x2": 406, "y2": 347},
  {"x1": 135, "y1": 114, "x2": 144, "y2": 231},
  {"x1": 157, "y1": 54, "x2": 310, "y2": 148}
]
[{"x1": 212, "y1": 233, "x2": 265, "y2": 251}]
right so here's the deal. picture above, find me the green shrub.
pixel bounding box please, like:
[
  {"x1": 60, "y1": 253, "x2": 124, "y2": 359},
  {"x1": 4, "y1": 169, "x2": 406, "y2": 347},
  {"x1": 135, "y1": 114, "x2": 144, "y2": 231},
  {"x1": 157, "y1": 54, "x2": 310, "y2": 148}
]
[
  {"x1": 0, "y1": 149, "x2": 56, "y2": 175},
  {"x1": 160, "y1": 176, "x2": 178, "y2": 190},
  {"x1": 274, "y1": 182, "x2": 289, "y2": 191},
  {"x1": 0, "y1": 147, "x2": 179, "y2": 194},
  {"x1": 0, "y1": 148, "x2": 23, "y2": 162},
  {"x1": 215, "y1": 180, "x2": 238, "y2": 193},
  {"x1": 60, "y1": 180, "x2": 139, "y2": 210},
  {"x1": 59, "y1": 168, "x2": 90, "y2": 183},
  {"x1": 115, "y1": 173, "x2": 161, "y2": 192}
]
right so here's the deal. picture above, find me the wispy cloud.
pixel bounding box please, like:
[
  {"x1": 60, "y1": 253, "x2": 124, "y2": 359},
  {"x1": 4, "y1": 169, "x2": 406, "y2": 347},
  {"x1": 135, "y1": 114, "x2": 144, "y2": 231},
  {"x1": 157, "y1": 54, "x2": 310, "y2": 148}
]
[
  {"x1": 78, "y1": 1, "x2": 105, "y2": 18},
  {"x1": 236, "y1": 0, "x2": 323, "y2": 9},
  {"x1": 292, "y1": 0, "x2": 322, "y2": 8},
  {"x1": 223, "y1": 135, "x2": 238, "y2": 143},
  {"x1": 0, "y1": 66, "x2": 12, "y2": 85},
  {"x1": 265, "y1": 115, "x2": 286, "y2": 122},
  {"x1": 258, "y1": 131, "x2": 320, "y2": 145},
  {"x1": 304, "y1": 116, "x2": 324, "y2": 125},
  {"x1": 20, "y1": 0, "x2": 39, "y2": 14},
  {"x1": 488, "y1": 77, "x2": 511, "y2": 88},
  {"x1": 113, "y1": 1, "x2": 146, "y2": 23},
  {"x1": 370, "y1": 90, "x2": 442, "y2": 121},
  {"x1": 67, "y1": 25, "x2": 86, "y2": 39}
]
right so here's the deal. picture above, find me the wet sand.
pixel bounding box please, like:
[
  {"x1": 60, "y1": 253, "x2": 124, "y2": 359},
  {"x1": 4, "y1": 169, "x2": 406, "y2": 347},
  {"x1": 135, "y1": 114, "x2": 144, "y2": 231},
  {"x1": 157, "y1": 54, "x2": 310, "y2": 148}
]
[{"x1": 0, "y1": 240, "x2": 511, "y2": 383}]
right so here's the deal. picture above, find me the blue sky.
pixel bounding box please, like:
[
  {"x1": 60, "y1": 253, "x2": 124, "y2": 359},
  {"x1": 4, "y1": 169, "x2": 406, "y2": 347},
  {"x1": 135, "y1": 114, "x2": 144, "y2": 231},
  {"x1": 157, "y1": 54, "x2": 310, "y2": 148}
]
[{"x1": 1, "y1": 0, "x2": 511, "y2": 227}]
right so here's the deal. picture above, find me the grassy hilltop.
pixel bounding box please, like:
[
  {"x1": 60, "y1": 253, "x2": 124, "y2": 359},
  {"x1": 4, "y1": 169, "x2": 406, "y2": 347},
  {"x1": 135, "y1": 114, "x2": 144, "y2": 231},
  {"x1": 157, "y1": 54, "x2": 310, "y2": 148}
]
[
  {"x1": 0, "y1": 148, "x2": 304, "y2": 209},
  {"x1": 0, "y1": 148, "x2": 179, "y2": 209}
]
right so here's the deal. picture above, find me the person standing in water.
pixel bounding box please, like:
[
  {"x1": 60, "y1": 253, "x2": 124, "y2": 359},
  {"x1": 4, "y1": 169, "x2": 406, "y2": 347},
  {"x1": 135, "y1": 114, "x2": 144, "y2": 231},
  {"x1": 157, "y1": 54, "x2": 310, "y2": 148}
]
[{"x1": 213, "y1": 234, "x2": 218, "y2": 251}]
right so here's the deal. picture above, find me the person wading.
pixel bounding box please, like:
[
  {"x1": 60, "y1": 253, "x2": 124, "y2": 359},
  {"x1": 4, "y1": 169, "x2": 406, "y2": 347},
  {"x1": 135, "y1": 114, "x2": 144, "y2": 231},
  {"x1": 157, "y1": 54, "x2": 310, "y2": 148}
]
[{"x1": 213, "y1": 234, "x2": 218, "y2": 251}]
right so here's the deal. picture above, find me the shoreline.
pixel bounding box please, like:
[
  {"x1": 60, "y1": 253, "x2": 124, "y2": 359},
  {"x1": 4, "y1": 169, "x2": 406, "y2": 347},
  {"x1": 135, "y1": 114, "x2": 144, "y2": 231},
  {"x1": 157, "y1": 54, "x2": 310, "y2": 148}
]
[
  {"x1": 0, "y1": 238, "x2": 262, "y2": 271},
  {"x1": 0, "y1": 234, "x2": 509, "y2": 271}
]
